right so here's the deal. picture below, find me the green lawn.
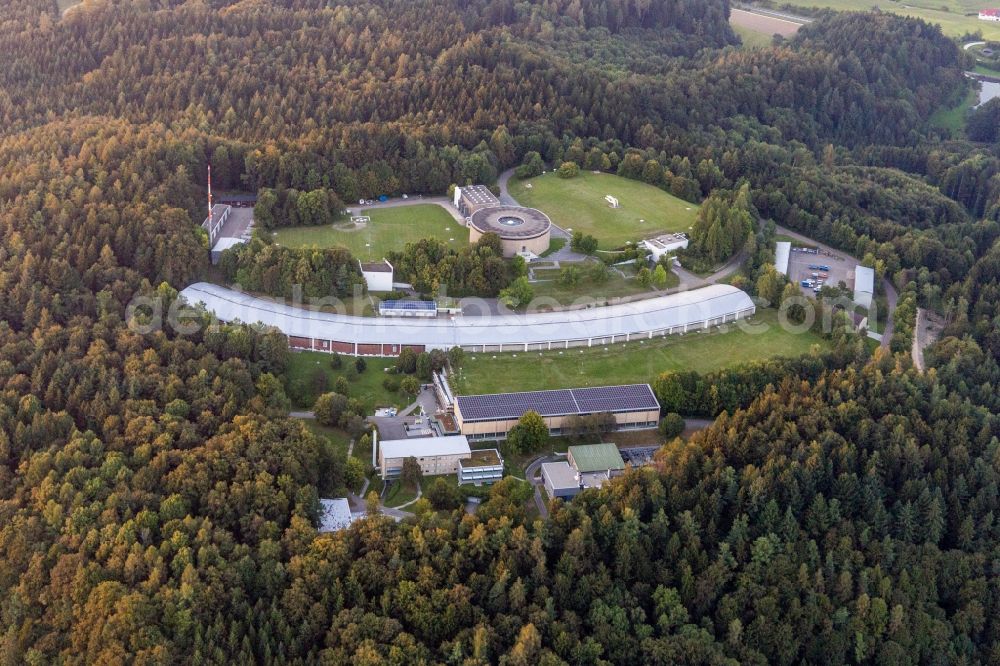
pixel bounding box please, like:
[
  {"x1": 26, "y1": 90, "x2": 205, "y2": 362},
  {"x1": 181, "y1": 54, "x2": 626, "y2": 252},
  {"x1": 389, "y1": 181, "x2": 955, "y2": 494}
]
[
  {"x1": 509, "y1": 172, "x2": 699, "y2": 250},
  {"x1": 451, "y1": 309, "x2": 830, "y2": 394},
  {"x1": 272, "y1": 204, "x2": 461, "y2": 258},
  {"x1": 731, "y1": 22, "x2": 777, "y2": 49},
  {"x1": 777, "y1": 0, "x2": 1000, "y2": 40},
  {"x1": 285, "y1": 351, "x2": 405, "y2": 410},
  {"x1": 930, "y1": 86, "x2": 978, "y2": 134},
  {"x1": 528, "y1": 265, "x2": 669, "y2": 307},
  {"x1": 383, "y1": 481, "x2": 419, "y2": 508}
]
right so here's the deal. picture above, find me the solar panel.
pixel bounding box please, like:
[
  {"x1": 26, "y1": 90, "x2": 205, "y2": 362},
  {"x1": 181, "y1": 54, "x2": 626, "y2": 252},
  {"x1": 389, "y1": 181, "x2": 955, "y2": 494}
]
[
  {"x1": 380, "y1": 300, "x2": 436, "y2": 311},
  {"x1": 457, "y1": 384, "x2": 659, "y2": 422},
  {"x1": 573, "y1": 384, "x2": 659, "y2": 414}
]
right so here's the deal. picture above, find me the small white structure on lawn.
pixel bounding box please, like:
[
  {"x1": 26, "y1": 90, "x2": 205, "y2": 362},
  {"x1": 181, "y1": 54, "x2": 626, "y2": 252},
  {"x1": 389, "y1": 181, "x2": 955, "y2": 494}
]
[
  {"x1": 641, "y1": 233, "x2": 689, "y2": 262},
  {"x1": 774, "y1": 241, "x2": 791, "y2": 276},
  {"x1": 605, "y1": 195, "x2": 620, "y2": 208},
  {"x1": 854, "y1": 265, "x2": 875, "y2": 309},
  {"x1": 359, "y1": 259, "x2": 394, "y2": 292},
  {"x1": 318, "y1": 498, "x2": 354, "y2": 532}
]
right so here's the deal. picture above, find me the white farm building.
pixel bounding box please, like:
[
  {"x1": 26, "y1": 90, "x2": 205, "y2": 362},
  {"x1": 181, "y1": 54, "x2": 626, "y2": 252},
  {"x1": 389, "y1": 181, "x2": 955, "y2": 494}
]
[{"x1": 179, "y1": 282, "x2": 756, "y2": 357}]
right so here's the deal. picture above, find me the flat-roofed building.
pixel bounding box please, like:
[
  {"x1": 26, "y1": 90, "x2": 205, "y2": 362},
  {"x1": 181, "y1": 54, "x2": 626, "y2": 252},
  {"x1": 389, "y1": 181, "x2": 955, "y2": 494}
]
[
  {"x1": 379, "y1": 435, "x2": 472, "y2": 478},
  {"x1": 455, "y1": 384, "x2": 660, "y2": 440},
  {"x1": 378, "y1": 300, "x2": 437, "y2": 318},
  {"x1": 542, "y1": 461, "x2": 581, "y2": 500},
  {"x1": 359, "y1": 259, "x2": 394, "y2": 292},
  {"x1": 568, "y1": 443, "x2": 626, "y2": 488},
  {"x1": 774, "y1": 241, "x2": 791, "y2": 276},
  {"x1": 454, "y1": 185, "x2": 500, "y2": 217},
  {"x1": 458, "y1": 449, "x2": 504, "y2": 485},
  {"x1": 854, "y1": 265, "x2": 875, "y2": 309},
  {"x1": 641, "y1": 233, "x2": 689, "y2": 262},
  {"x1": 317, "y1": 498, "x2": 354, "y2": 532}
]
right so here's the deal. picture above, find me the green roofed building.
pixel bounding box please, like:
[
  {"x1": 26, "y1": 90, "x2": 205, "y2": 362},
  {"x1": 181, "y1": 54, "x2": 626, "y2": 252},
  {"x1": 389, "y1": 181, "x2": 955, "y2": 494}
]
[
  {"x1": 568, "y1": 443, "x2": 625, "y2": 489},
  {"x1": 568, "y1": 443, "x2": 625, "y2": 473}
]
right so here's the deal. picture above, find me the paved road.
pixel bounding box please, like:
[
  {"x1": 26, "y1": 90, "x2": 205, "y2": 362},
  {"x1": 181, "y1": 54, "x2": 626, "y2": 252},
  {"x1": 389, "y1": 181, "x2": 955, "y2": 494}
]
[{"x1": 290, "y1": 410, "x2": 315, "y2": 419}]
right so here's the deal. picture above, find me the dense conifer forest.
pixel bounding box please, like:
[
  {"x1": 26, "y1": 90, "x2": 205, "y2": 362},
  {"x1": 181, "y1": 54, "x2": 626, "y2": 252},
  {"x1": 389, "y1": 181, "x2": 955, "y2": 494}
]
[{"x1": 1, "y1": 0, "x2": 1000, "y2": 663}]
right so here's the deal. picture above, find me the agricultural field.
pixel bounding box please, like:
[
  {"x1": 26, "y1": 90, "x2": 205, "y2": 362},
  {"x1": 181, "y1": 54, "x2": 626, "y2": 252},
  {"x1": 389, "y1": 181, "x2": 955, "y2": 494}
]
[
  {"x1": 775, "y1": 0, "x2": 1000, "y2": 40},
  {"x1": 450, "y1": 309, "x2": 831, "y2": 394},
  {"x1": 509, "y1": 172, "x2": 699, "y2": 249},
  {"x1": 730, "y1": 7, "x2": 806, "y2": 43},
  {"x1": 271, "y1": 204, "x2": 460, "y2": 258}
]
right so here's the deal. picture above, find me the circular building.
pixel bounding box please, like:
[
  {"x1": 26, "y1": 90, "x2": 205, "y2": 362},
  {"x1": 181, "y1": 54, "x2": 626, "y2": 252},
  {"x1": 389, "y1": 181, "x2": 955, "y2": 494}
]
[{"x1": 469, "y1": 206, "x2": 551, "y2": 258}]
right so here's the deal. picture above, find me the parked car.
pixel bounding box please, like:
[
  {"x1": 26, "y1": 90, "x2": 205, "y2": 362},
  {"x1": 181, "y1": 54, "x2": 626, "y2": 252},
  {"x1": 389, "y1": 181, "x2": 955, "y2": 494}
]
[{"x1": 819, "y1": 265, "x2": 830, "y2": 271}]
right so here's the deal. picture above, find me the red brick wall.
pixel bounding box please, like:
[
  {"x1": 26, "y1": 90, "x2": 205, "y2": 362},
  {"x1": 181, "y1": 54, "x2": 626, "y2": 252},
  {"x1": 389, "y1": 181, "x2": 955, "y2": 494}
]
[
  {"x1": 288, "y1": 336, "x2": 312, "y2": 349},
  {"x1": 356, "y1": 343, "x2": 381, "y2": 356},
  {"x1": 330, "y1": 340, "x2": 354, "y2": 354}
]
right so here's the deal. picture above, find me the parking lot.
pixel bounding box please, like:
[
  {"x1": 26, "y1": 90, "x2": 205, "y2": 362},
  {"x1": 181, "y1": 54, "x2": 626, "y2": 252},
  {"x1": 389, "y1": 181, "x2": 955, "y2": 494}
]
[{"x1": 787, "y1": 244, "x2": 857, "y2": 298}]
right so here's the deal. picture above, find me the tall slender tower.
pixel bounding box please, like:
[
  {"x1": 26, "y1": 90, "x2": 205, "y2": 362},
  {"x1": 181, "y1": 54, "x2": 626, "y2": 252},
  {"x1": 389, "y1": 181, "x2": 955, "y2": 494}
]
[{"x1": 207, "y1": 163, "x2": 213, "y2": 221}]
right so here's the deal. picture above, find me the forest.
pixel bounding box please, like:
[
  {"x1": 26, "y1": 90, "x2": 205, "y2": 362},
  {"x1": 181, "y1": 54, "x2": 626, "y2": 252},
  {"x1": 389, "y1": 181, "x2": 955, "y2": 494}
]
[{"x1": 1, "y1": 0, "x2": 1000, "y2": 663}]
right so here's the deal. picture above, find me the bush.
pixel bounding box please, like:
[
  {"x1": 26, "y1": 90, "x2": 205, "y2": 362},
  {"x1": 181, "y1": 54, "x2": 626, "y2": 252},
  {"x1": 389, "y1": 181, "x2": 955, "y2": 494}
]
[
  {"x1": 570, "y1": 230, "x2": 599, "y2": 254},
  {"x1": 557, "y1": 161, "x2": 580, "y2": 178},
  {"x1": 400, "y1": 375, "x2": 420, "y2": 397},
  {"x1": 659, "y1": 412, "x2": 686, "y2": 439},
  {"x1": 355, "y1": 357, "x2": 367, "y2": 374},
  {"x1": 383, "y1": 376, "x2": 401, "y2": 392},
  {"x1": 329, "y1": 352, "x2": 343, "y2": 370}
]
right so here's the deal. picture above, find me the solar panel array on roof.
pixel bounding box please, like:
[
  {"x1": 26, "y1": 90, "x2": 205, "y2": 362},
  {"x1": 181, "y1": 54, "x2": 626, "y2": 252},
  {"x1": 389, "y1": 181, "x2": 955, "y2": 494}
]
[
  {"x1": 380, "y1": 300, "x2": 437, "y2": 311},
  {"x1": 572, "y1": 384, "x2": 659, "y2": 414},
  {"x1": 456, "y1": 384, "x2": 659, "y2": 422}
]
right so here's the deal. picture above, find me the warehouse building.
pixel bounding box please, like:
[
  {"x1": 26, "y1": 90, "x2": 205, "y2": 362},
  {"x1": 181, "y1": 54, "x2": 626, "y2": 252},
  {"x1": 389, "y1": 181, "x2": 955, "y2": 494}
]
[
  {"x1": 378, "y1": 435, "x2": 472, "y2": 478},
  {"x1": 179, "y1": 282, "x2": 755, "y2": 357},
  {"x1": 774, "y1": 241, "x2": 791, "y2": 276},
  {"x1": 454, "y1": 185, "x2": 500, "y2": 216},
  {"x1": 455, "y1": 384, "x2": 660, "y2": 441},
  {"x1": 854, "y1": 265, "x2": 875, "y2": 309}
]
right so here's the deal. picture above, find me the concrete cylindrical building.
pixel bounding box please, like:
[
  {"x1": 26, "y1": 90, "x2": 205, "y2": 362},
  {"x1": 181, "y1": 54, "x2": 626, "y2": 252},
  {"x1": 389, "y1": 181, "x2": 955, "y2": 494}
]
[{"x1": 469, "y1": 206, "x2": 552, "y2": 258}]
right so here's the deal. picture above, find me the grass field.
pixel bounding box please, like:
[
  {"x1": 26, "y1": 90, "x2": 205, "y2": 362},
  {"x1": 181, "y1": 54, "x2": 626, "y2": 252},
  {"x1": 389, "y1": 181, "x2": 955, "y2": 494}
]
[
  {"x1": 528, "y1": 265, "x2": 672, "y2": 306},
  {"x1": 450, "y1": 309, "x2": 830, "y2": 394},
  {"x1": 285, "y1": 351, "x2": 404, "y2": 410},
  {"x1": 930, "y1": 86, "x2": 978, "y2": 133},
  {"x1": 776, "y1": 0, "x2": 1000, "y2": 40},
  {"x1": 509, "y1": 172, "x2": 699, "y2": 250},
  {"x1": 731, "y1": 22, "x2": 779, "y2": 48},
  {"x1": 272, "y1": 204, "x2": 460, "y2": 258}
]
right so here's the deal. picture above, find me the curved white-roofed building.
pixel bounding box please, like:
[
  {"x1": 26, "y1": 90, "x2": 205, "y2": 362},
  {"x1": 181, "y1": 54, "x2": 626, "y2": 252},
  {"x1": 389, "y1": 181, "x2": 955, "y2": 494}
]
[{"x1": 178, "y1": 282, "x2": 755, "y2": 356}]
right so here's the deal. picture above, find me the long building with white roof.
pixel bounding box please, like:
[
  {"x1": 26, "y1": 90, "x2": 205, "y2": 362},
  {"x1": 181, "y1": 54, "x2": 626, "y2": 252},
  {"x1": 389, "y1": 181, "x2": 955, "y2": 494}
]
[{"x1": 178, "y1": 282, "x2": 755, "y2": 357}]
